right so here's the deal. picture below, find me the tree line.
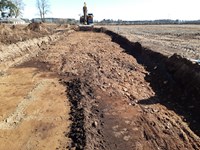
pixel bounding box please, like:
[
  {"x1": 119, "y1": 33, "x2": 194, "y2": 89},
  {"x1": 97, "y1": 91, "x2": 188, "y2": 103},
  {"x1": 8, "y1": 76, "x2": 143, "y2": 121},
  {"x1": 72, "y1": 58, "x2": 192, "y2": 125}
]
[
  {"x1": 0, "y1": 0, "x2": 50, "y2": 22},
  {"x1": 98, "y1": 19, "x2": 200, "y2": 25}
]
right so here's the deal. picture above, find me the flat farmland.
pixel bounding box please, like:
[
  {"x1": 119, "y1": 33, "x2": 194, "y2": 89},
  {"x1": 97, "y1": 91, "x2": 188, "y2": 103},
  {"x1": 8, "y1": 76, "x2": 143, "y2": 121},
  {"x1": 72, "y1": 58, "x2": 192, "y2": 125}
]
[{"x1": 106, "y1": 25, "x2": 200, "y2": 59}]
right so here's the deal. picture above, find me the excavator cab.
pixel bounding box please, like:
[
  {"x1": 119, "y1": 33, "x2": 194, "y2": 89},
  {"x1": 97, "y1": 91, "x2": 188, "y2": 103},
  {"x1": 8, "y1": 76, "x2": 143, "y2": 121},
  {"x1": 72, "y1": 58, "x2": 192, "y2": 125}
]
[
  {"x1": 80, "y1": 14, "x2": 93, "y2": 25},
  {"x1": 87, "y1": 13, "x2": 93, "y2": 25}
]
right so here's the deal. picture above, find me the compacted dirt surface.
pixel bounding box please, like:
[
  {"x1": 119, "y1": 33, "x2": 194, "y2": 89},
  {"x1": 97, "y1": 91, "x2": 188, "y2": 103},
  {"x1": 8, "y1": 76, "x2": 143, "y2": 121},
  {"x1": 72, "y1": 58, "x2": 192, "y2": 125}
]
[
  {"x1": 0, "y1": 24, "x2": 200, "y2": 150},
  {"x1": 0, "y1": 67, "x2": 70, "y2": 150},
  {"x1": 106, "y1": 25, "x2": 200, "y2": 59}
]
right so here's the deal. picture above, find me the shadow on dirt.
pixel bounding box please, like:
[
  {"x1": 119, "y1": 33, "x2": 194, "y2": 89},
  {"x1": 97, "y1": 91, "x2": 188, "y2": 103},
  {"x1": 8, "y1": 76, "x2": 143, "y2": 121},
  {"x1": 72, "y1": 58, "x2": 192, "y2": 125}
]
[
  {"x1": 137, "y1": 97, "x2": 160, "y2": 105},
  {"x1": 95, "y1": 28, "x2": 200, "y2": 136},
  {"x1": 16, "y1": 60, "x2": 51, "y2": 72}
]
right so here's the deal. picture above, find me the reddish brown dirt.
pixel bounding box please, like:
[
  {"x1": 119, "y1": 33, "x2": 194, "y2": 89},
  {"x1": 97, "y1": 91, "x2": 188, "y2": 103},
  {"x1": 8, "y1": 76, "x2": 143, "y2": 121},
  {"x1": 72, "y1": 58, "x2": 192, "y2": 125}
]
[
  {"x1": 22, "y1": 31, "x2": 200, "y2": 149},
  {"x1": 0, "y1": 27, "x2": 200, "y2": 149},
  {"x1": 0, "y1": 67, "x2": 70, "y2": 150}
]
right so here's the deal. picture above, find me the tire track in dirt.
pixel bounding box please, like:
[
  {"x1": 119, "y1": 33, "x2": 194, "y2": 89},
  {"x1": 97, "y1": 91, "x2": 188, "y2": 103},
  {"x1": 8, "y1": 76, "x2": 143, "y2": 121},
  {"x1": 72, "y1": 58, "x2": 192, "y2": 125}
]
[
  {"x1": 0, "y1": 79, "x2": 51, "y2": 129},
  {"x1": 0, "y1": 65, "x2": 71, "y2": 149}
]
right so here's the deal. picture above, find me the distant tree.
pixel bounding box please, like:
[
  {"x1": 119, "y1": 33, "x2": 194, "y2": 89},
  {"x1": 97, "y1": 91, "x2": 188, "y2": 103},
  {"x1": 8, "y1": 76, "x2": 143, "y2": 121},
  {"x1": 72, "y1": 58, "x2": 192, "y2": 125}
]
[
  {"x1": 0, "y1": 0, "x2": 17, "y2": 17},
  {"x1": 0, "y1": 0, "x2": 24, "y2": 18},
  {"x1": 11, "y1": 0, "x2": 25, "y2": 18},
  {"x1": 0, "y1": 0, "x2": 9, "y2": 12},
  {"x1": 36, "y1": 0, "x2": 50, "y2": 22}
]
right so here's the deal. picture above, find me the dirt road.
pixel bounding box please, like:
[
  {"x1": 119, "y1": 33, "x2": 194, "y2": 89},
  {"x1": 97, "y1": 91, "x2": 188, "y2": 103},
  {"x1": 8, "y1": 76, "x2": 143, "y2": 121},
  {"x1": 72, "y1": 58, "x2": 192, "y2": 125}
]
[{"x1": 0, "y1": 28, "x2": 200, "y2": 149}]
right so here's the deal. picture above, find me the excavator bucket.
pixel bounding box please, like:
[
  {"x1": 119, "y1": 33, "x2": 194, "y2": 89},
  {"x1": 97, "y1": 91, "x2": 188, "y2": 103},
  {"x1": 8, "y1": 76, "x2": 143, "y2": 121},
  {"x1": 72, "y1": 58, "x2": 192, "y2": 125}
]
[{"x1": 79, "y1": 24, "x2": 94, "y2": 31}]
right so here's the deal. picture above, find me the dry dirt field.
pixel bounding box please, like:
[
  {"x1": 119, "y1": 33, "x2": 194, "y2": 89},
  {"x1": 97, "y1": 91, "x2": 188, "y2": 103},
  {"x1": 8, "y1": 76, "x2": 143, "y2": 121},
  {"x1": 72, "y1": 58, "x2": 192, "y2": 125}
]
[
  {"x1": 106, "y1": 25, "x2": 200, "y2": 59},
  {"x1": 0, "y1": 23, "x2": 200, "y2": 150}
]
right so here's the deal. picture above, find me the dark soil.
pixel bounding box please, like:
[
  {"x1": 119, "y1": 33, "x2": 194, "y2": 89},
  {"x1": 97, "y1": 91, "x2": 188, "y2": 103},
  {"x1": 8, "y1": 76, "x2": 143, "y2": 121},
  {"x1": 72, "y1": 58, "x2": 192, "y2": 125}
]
[
  {"x1": 65, "y1": 79, "x2": 86, "y2": 149},
  {"x1": 102, "y1": 28, "x2": 200, "y2": 136}
]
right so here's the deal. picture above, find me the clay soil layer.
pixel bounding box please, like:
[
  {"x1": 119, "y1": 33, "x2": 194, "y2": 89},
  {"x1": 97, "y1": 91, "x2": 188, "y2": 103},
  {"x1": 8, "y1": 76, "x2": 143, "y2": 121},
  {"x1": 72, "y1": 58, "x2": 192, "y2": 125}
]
[{"x1": 0, "y1": 26, "x2": 200, "y2": 150}]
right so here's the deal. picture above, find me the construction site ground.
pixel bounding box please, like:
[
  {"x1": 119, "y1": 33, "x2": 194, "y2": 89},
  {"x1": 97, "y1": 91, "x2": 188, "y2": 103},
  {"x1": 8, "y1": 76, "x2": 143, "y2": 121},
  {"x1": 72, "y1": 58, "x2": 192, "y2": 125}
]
[
  {"x1": 106, "y1": 25, "x2": 200, "y2": 59},
  {"x1": 0, "y1": 24, "x2": 200, "y2": 150}
]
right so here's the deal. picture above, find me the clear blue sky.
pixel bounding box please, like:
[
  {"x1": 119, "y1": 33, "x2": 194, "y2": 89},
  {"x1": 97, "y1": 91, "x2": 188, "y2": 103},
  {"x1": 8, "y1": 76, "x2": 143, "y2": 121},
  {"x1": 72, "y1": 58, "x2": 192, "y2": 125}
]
[{"x1": 23, "y1": 0, "x2": 200, "y2": 21}]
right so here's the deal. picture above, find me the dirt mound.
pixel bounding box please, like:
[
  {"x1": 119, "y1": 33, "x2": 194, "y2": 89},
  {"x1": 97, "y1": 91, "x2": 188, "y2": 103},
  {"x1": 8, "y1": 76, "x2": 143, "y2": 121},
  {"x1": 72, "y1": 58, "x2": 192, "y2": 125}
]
[
  {"x1": 55, "y1": 24, "x2": 72, "y2": 32},
  {"x1": 57, "y1": 24, "x2": 70, "y2": 28},
  {"x1": 0, "y1": 24, "x2": 57, "y2": 45},
  {"x1": 24, "y1": 22, "x2": 49, "y2": 33},
  {"x1": 0, "y1": 24, "x2": 20, "y2": 44},
  {"x1": 0, "y1": 24, "x2": 13, "y2": 35}
]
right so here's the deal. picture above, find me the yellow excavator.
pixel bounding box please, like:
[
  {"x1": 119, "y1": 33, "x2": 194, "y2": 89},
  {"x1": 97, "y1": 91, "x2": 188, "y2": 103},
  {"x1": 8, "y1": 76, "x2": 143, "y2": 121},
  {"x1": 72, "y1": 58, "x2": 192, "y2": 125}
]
[{"x1": 79, "y1": 2, "x2": 94, "y2": 30}]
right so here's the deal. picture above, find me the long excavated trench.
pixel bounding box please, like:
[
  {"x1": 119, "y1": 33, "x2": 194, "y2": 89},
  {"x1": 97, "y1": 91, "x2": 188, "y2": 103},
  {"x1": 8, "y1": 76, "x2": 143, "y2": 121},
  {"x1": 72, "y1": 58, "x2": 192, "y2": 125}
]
[{"x1": 0, "y1": 28, "x2": 200, "y2": 150}]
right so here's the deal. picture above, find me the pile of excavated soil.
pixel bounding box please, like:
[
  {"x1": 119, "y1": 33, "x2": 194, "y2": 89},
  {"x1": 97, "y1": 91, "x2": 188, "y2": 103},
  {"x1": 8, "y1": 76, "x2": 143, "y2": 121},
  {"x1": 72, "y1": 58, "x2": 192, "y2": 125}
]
[
  {"x1": 0, "y1": 24, "x2": 25, "y2": 44},
  {"x1": 0, "y1": 24, "x2": 13, "y2": 34},
  {"x1": 24, "y1": 22, "x2": 50, "y2": 33},
  {"x1": 0, "y1": 23, "x2": 56, "y2": 45}
]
